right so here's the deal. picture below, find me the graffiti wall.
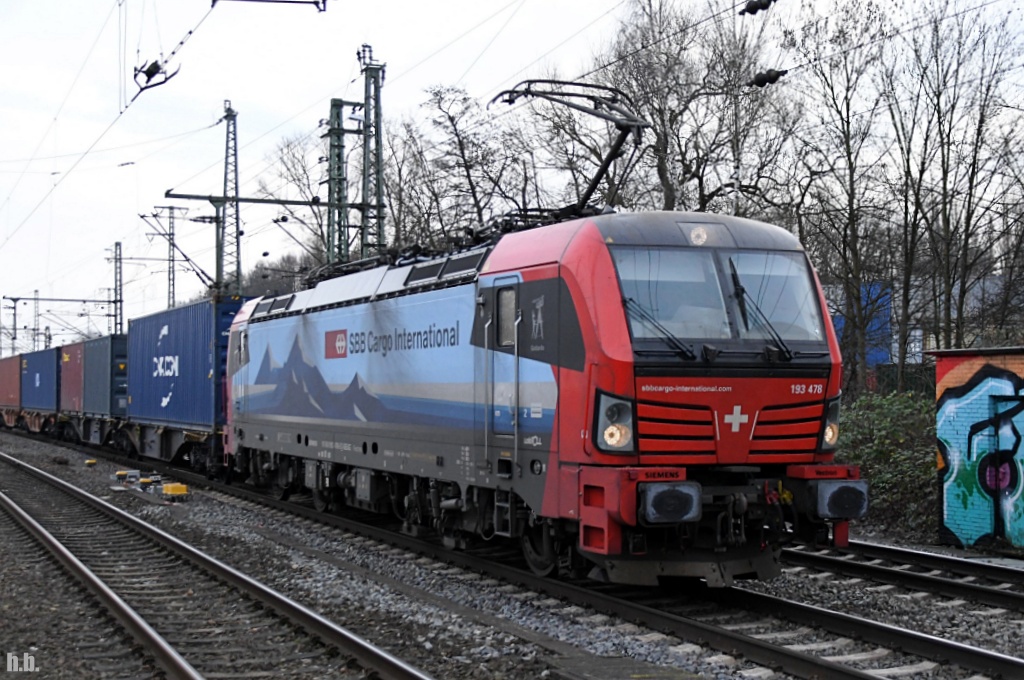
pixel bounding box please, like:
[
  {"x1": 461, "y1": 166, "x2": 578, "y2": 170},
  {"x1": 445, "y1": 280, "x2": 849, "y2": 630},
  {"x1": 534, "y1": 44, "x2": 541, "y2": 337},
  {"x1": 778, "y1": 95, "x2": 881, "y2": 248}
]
[{"x1": 934, "y1": 349, "x2": 1024, "y2": 548}]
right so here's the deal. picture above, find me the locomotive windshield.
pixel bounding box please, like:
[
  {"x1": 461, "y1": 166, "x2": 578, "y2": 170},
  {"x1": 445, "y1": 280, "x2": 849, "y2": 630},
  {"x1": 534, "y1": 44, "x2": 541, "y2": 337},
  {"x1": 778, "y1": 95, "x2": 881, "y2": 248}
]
[
  {"x1": 611, "y1": 246, "x2": 825, "y2": 345},
  {"x1": 727, "y1": 251, "x2": 825, "y2": 343}
]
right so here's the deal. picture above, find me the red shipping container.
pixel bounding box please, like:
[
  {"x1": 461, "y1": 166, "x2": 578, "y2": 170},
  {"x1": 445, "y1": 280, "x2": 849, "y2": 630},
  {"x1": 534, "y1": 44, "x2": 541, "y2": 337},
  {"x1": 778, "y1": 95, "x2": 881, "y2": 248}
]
[
  {"x1": 0, "y1": 355, "x2": 20, "y2": 409},
  {"x1": 60, "y1": 342, "x2": 85, "y2": 415}
]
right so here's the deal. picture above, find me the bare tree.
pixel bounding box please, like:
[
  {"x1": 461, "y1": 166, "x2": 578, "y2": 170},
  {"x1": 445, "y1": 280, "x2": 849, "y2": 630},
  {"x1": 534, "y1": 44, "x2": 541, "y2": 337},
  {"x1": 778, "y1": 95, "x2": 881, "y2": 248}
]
[
  {"x1": 878, "y1": 45, "x2": 938, "y2": 391},
  {"x1": 782, "y1": 0, "x2": 891, "y2": 394},
  {"x1": 383, "y1": 119, "x2": 453, "y2": 249},
  {"x1": 982, "y1": 155, "x2": 1024, "y2": 343},
  {"x1": 910, "y1": 4, "x2": 1020, "y2": 348},
  {"x1": 571, "y1": 0, "x2": 800, "y2": 215},
  {"x1": 256, "y1": 133, "x2": 329, "y2": 265},
  {"x1": 382, "y1": 86, "x2": 547, "y2": 248},
  {"x1": 240, "y1": 251, "x2": 313, "y2": 298}
]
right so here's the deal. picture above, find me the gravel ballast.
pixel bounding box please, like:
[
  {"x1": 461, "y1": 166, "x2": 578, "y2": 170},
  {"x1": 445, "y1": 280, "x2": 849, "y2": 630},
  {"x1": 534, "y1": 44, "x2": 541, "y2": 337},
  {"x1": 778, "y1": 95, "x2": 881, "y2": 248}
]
[{"x1": 3, "y1": 431, "x2": 1021, "y2": 679}]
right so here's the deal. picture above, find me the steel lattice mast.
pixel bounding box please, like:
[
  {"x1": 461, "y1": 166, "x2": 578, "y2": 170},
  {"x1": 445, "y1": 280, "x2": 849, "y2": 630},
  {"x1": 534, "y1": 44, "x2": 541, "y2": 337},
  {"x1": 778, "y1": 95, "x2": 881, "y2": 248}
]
[
  {"x1": 221, "y1": 100, "x2": 241, "y2": 296},
  {"x1": 324, "y1": 98, "x2": 359, "y2": 263},
  {"x1": 357, "y1": 45, "x2": 385, "y2": 259}
]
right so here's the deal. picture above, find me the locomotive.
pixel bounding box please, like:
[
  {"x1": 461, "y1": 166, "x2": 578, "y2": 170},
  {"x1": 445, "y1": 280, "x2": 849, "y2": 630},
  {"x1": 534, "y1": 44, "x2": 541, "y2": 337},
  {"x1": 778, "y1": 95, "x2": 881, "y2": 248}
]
[
  {"x1": 224, "y1": 209, "x2": 867, "y2": 586},
  {"x1": 0, "y1": 81, "x2": 867, "y2": 586}
]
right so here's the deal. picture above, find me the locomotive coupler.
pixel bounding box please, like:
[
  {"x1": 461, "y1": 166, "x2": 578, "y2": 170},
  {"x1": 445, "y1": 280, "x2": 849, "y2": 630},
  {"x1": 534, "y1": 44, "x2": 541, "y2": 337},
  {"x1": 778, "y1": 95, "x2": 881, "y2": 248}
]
[{"x1": 716, "y1": 492, "x2": 749, "y2": 546}]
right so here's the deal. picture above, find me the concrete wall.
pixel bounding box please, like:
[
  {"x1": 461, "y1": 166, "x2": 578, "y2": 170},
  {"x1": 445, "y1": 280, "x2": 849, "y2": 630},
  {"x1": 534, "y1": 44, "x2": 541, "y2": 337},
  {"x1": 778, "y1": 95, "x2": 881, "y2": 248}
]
[{"x1": 934, "y1": 349, "x2": 1024, "y2": 548}]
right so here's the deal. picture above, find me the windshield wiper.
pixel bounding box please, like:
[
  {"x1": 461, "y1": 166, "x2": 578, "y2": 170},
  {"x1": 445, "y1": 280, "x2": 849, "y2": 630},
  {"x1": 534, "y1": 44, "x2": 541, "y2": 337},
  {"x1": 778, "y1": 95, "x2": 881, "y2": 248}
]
[
  {"x1": 623, "y1": 298, "x2": 696, "y2": 360},
  {"x1": 728, "y1": 258, "x2": 750, "y2": 332},
  {"x1": 728, "y1": 257, "x2": 793, "y2": 362}
]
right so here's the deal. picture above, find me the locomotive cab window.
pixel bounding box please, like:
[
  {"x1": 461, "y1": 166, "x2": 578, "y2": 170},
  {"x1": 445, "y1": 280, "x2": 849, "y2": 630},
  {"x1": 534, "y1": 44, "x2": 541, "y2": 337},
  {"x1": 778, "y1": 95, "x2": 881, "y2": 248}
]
[
  {"x1": 239, "y1": 330, "x2": 249, "y2": 365},
  {"x1": 497, "y1": 287, "x2": 517, "y2": 347},
  {"x1": 612, "y1": 247, "x2": 730, "y2": 341},
  {"x1": 611, "y1": 245, "x2": 827, "y2": 346},
  {"x1": 727, "y1": 251, "x2": 826, "y2": 342}
]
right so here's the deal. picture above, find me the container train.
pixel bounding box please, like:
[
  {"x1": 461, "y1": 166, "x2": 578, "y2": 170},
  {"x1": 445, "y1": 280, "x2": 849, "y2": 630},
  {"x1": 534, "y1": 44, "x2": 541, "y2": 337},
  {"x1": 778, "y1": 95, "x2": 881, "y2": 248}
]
[{"x1": 0, "y1": 210, "x2": 868, "y2": 587}]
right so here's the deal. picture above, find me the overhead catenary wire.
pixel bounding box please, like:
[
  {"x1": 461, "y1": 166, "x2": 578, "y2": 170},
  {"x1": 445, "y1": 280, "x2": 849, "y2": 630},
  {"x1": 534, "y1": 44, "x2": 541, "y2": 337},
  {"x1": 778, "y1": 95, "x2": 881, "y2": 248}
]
[
  {"x1": 163, "y1": 0, "x2": 534, "y2": 199},
  {"x1": 164, "y1": 0, "x2": 542, "y2": 203},
  {"x1": 0, "y1": 120, "x2": 224, "y2": 166},
  {"x1": 176, "y1": 0, "x2": 628, "y2": 198},
  {"x1": 454, "y1": 0, "x2": 527, "y2": 87},
  {"x1": 784, "y1": 0, "x2": 1008, "y2": 75},
  {"x1": 0, "y1": 4, "x2": 217, "y2": 253},
  {"x1": 412, "y1": 0, "x2": 1018, "y2": 166},
  {"x1": 154, "y1": 1, "x2": 634, "y2": 281},
  {"x1": 0, "y1": 0, "x2": 120, "y2": 219},
  {"x1": 17, "y1": 0, "x2": 1016, "y2": 315}
]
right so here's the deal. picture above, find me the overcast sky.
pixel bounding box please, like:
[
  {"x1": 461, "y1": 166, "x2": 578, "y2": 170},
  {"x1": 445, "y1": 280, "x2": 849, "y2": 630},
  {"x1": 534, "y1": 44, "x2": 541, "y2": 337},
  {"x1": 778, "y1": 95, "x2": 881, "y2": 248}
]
[{"x1": 0, "y1": 0, "x2": 630, "y2": 353}]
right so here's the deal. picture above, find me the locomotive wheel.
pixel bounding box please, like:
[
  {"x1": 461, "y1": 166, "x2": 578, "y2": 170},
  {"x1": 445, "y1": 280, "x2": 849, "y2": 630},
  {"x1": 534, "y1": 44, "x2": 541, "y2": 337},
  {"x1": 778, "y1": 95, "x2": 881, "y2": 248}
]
[
  {"x1": 272, "y1": 481, "x2": 291, "y2": 501},
  {"x1": 272, "y1": 467, "x2": 291, "y2": 501},
  {"x1": 272, "y1": 458, "x2": 296, "y2": 501},
  {"x1": 312, "y1": 488, "x2": 331, "y2": 513},
  {"x1": 521, "y1": 523, "x2": 557, "y2": 578}
]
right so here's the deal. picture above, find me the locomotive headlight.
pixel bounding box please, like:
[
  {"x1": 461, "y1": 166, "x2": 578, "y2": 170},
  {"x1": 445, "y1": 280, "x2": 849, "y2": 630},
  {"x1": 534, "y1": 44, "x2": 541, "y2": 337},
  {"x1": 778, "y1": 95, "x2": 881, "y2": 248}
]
[
  {"x1": 603, "y1": 423, "x2": 632, "y2": 448},
  {"x1": 605, "y1": 402, "x2": 625, "y2": 422},
  {"x1": 595, "y1": 392, "x2": 636, "y2": 454},
  {"x1": 820, "y1": 397, "x2": 841, "y2": 450}
]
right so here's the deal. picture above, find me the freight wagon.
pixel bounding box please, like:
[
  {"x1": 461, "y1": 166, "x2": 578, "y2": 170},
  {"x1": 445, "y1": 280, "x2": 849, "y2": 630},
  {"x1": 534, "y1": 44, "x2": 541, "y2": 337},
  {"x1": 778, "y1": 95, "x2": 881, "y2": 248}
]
[
  {"x1": 57, "y1": 334, "x2": 128, "y2": 446},
  {"x1": 125, "y1": 298, "x2": 242, "y2": 468},
  {"x1": 20, "y1": 348, "x2": 60, "y2": 433},
  {"x1": 0, "y1": 355, "x2": 20, "y2": 428}
]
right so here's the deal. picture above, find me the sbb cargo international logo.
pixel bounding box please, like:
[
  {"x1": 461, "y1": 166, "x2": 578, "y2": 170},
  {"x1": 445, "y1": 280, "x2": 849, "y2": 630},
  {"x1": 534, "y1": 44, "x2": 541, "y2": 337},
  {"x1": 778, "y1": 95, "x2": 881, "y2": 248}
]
[{"x1": 325, "y1": 330, "x2": 347, "y2": 359}]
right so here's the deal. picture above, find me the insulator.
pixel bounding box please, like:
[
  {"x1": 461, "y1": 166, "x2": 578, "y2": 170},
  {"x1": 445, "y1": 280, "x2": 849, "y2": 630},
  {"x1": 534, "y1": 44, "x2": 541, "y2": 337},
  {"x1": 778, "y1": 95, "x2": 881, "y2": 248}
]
[{"x1": 739, "y1": 0, "x2": 775, "y2": 15}]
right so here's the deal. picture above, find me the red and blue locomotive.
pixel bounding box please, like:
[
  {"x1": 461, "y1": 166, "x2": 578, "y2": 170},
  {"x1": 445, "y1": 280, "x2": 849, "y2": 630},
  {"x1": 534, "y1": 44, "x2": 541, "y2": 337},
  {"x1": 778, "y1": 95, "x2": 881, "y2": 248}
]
[{"x1": 224, "y1": 209, "x2": 866, "y2": 586}]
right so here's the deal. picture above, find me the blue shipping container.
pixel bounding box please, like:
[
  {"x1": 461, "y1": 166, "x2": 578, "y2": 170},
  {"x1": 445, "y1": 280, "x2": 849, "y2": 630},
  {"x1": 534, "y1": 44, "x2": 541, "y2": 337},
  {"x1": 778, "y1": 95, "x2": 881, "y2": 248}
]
[
  {"x1": 21, "y1": 348, "x2": 60, "y2": 411},
  {"x1": 128, "y1": 298, "x2": 242, "y2": 429},
  {"x1": 84, "y1": 334, "x2": 128, "y2": 417}
]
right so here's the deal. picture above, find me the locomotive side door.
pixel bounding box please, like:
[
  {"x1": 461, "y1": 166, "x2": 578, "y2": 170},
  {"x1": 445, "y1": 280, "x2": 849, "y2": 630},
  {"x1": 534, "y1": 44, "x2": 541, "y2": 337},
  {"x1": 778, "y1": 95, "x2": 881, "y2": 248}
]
[
  {"x1": 237, "y1": 328, "x2": 250, "y2": 416},
  {"x1": 491, "y1": 279, "x2": 520, "y2": 435},
  {"x1": 489, "y1": 277, "x2": 522, "y2": 477},
  {"x1": 224, "y1": 324, "x2": 249, "y2": 459}
]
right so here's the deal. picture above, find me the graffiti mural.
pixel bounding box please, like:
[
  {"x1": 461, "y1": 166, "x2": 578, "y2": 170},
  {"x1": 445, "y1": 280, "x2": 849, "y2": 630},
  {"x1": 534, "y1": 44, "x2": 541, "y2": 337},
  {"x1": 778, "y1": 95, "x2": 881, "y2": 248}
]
[{"x1": 934, "y1": 352, "x2": 1024, "y2": 549}]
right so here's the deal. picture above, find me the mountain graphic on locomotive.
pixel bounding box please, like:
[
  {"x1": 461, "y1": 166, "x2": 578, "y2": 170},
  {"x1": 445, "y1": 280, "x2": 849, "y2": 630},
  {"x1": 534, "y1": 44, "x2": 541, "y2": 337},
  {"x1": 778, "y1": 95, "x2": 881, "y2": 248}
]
[{"x1": 0, "y1": 81, "x2": 867, "y2": 587}]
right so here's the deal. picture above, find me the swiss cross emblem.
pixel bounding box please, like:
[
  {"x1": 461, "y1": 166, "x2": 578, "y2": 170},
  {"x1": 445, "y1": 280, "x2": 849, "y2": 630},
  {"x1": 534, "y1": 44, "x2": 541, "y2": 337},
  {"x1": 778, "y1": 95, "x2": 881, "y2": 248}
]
[
  {"x1": 325, "y1": 330, "x2": 348, "y2": 359},
  {"x1": 723, "y1": 405, "x2": 749, "y2": 433}
]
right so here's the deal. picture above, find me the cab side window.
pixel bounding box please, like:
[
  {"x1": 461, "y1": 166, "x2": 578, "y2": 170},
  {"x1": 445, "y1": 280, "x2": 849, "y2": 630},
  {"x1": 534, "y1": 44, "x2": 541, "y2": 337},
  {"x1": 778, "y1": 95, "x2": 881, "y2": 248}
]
[{"x1": 497, "y1": 288, "x2": 516, "y2": 347}]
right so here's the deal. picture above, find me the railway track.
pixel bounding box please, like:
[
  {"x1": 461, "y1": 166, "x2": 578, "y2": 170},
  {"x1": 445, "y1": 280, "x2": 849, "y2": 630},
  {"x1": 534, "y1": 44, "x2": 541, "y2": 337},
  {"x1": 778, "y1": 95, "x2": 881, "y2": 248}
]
[
  {"x1": 465, "y1": 553, "x2": 1024, "y2": 679},
  {"x1": 152, "y1": 464, "x2": 1024, "y2": 679},
  {"x1": 9, "y1": 434, "x2": 1024, "y2": 679},
  {"x1": 782, "y1": 541, "x2": 1024, "y2": 612},
  {"x1": 204, "y1": 480, "x2": 1024, "y2": 678},
  {"x1": 0, "y1": 451, "x2": 434, "y2": 680},
  {"x1": 0, "y1": 492, "x2": 161, "y2": 677}
]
